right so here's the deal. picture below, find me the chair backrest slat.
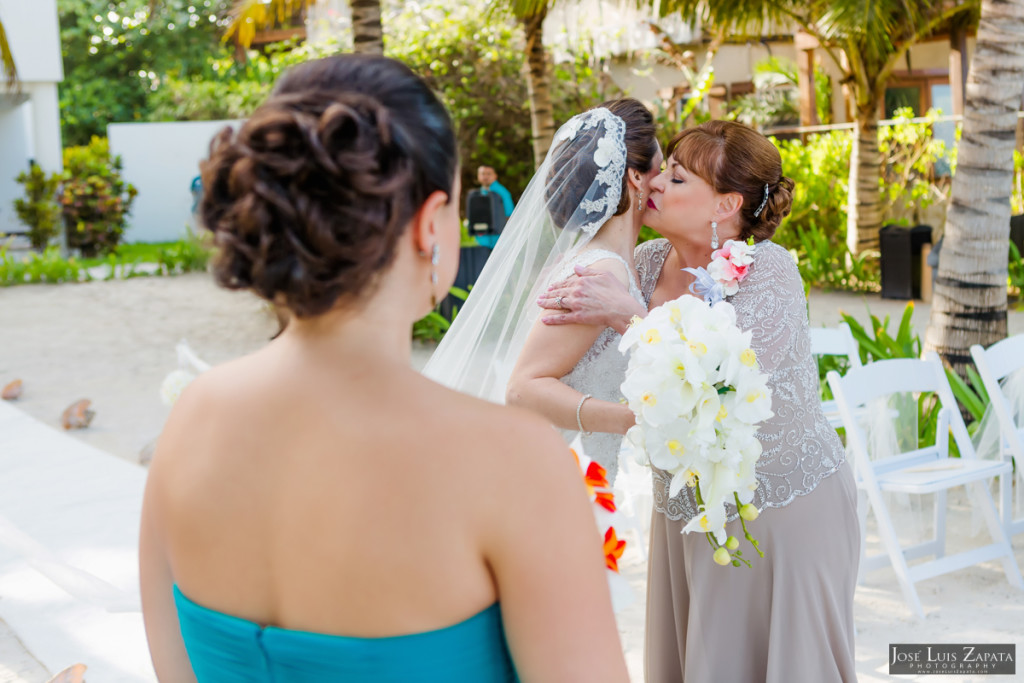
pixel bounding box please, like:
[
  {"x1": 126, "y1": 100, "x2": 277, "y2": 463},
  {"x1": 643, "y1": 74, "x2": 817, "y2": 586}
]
[
  {"x1": 975, "y1": 335, "x2": 1024, "y2": 382},
  {"x1": 809, "y1": 322, "x2": 863, "y2": 368},
  {"x1": 829, "y1": 358, "x2": 941, "y2": 408}
]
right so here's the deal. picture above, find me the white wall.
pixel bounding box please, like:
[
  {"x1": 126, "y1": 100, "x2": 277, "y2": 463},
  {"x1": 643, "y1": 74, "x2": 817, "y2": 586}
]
[
  {"x1": 0, "y1": 0, "x2": 62, "y2": 84},
  {"x1": 0, "y1": 0, "x2": 62, "y2": 238},
  {"x1": 0, "y1": 99, "x2": 31, "y2": 235},
  {"x1": 109, "y1": 120, "x2": 241, "y2": 243}
]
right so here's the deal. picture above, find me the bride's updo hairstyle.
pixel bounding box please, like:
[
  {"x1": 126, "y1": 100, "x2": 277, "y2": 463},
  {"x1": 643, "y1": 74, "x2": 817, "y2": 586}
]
[
  {"x1": 604, "y1": 98, "x2": 659, "y2": 216},
  {"x1": 199, "y1": 55, "x2": 457, "y2": 318},
  {"x1": 546, "y1": 98, "x2": 658, "y2": 230},
  {"x1": 666, "y1": 120, "x2": 794, "y2": 242}
]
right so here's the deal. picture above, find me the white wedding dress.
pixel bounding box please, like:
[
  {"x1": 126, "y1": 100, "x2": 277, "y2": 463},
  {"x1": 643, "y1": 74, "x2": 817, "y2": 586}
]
[{"x1": 552, "y1": 248, "x2": 645, "y2": 482}]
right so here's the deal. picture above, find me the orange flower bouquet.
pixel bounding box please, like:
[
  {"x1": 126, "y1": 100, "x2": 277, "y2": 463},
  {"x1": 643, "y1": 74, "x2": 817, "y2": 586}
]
[{"x1": 571, "y1": 436, "x2": 633, "y2": 612}]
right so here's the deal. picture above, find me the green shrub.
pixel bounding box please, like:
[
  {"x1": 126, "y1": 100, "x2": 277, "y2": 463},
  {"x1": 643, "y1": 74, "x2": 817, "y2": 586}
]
[
  {"x1": 772, "y1": 131, "x2": 851, "y2": 252},
  {"x1": 59, "y1": 137, "x2": 138, "y2": 257},
  {"x1": 14, "y1": 163, "x2": 63, "y2": 249},
  {"x1": 1009, "y1": 241, "x2": 1024, "y2": 309},
  {"x1": 788, "y1": 221, "x2": 878, "y2": 292},
  {"x1": 413, "y1": 286, "x2": 469, "y2": 342},
  {"x1": 879, "y1": 107, "x2": 950, "y2": 226},
  {"x1": 147, "y1": 2, "x2": 613, "y2": 206},
  {"x1": 0, "y1": 246, "x2": 84, "y2": 285},
  {"x1": 838, "y1": 301, "x2": 989, "y2": 446},
  {"x1": 388, "y1": 0, "x2": 613, "y2": 202},
  {"x1": 158, "y1": 227, "x2": 212, "y2": 274},
  {"x1": 1013, "y1": 150, "x2": 1024, "y2": 216},
  {"x1": 148, "y1": 41, "x2": 330, "y2": 122}
]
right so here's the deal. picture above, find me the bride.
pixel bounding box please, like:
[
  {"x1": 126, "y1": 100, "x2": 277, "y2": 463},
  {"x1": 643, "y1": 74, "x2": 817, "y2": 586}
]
[{"x1": 423, "y1": 99, "x2": 661, "y2": 481}]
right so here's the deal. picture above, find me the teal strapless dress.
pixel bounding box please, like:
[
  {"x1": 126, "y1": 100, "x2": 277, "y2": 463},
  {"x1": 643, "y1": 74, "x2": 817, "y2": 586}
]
[{"x1": 173, "y1": 586, "x2": 519, "y2": 682}]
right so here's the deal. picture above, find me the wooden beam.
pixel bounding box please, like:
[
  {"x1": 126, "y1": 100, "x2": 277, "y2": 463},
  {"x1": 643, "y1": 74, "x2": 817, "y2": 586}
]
[
  {"x1": 794, "y1": 31, "x2": 820, "y2": 51},
  {"x1": 796, "y1": 32, "x2": 819, "y2": 128},
  {"x1": 251, "y1": 27, "x2": 307, "y2": 45},
  {"x1": 948, "y1": 23, "x2": 968, "y2": 117}
]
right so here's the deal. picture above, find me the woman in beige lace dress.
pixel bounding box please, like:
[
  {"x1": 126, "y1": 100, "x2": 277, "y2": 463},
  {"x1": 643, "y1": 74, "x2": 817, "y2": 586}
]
[{"x1": 540, "y1": 121, "x2": 859, "y2": 682}]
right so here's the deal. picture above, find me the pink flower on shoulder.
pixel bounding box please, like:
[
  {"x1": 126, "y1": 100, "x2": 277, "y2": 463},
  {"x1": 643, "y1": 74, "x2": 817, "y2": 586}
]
[{"x1": 707, "y1": 240, "x2": 756, "y2": 295}]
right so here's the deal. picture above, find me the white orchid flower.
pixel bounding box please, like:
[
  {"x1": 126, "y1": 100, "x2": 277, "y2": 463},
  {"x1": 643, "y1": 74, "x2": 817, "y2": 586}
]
[{"x1": 160, "y1": 369, "x2": 196, "y2": 406}]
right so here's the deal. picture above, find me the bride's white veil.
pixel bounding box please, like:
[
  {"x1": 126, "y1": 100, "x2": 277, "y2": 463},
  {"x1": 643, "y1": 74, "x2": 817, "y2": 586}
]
[{"x1": 423, "y1": 107, "x2": 628, "y2": 401}]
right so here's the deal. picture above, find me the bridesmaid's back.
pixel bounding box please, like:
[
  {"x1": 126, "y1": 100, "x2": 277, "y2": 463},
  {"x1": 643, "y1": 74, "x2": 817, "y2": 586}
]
[{"x1": 140, "y1": 54, "x2": 629, "y2": 683}]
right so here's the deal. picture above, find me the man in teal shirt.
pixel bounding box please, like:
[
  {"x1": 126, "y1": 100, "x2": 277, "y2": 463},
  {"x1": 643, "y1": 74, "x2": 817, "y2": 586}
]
[{"x1": 476, "y1": 165, "x2": 514, "y2": 248}]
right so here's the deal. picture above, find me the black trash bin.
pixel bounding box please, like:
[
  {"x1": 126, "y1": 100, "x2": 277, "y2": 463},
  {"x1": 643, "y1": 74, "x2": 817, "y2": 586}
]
[
  {"x1": 1010, "y1": 214, "x2": 1024, "y2": 256},
  {"x1": 880, "y1": 224, "x2": 932, "y2": 299}
]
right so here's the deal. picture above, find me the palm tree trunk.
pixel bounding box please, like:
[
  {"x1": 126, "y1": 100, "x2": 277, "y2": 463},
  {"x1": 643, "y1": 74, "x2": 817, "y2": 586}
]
[
  {"x1": 350, "y1": 0, "x2": 383, "y2": 55},
  {"x1": 847, "y1": 106, "x2": 884, "y2": 255},
  {"x1": 924, "y1": 0, "x2": 1024, "y2": 375},
  {"x1": 522, "y1": 7, "x2": 555, "y2": 168}
]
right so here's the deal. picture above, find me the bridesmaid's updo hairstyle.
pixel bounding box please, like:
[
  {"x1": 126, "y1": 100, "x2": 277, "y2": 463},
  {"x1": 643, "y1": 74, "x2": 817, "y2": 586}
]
[
  {"x1": 666, "y1": 120, "x2": 794, "y2": 242},
  {"x1": 546, "y1": 98, "x2": 658, "y2": 230},
  {"x1": 199, "y1": 55, "x2": 457, "y2": 318}
]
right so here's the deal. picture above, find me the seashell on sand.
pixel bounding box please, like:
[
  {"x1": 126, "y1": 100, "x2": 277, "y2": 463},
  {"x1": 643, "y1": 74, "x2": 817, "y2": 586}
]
[
  {"x1": 61, "y1": 399, "x2": 95, "y2": 430},
  {"x1": 47, "y1": 663, "x2": 87, "y2": 683},
  {"x1": 1, "y1": 379, "x2": 22, "y2": 400}
]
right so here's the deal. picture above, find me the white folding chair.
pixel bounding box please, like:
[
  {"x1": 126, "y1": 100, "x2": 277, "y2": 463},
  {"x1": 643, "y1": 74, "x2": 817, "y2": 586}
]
[
  {"x1": 971, "y1": 335, "x2": 1024, "y2": 536},
  {"x1": 827, "y1": 354, "x2": 1023, "y2": 618},
  {"x1": 810, "y1": 322, "x2": 862, "y2": 428}
]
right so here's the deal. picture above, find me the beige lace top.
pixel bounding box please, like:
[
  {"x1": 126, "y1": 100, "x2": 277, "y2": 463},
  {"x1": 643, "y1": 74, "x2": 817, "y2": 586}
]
[{"x1": 635, "y1": 238, "x2": 847, "y2": 522}]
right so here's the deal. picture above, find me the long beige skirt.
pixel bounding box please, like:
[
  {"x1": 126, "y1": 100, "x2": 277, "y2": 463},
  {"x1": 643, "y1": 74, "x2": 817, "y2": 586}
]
[{"x1": 645, "y1": 461, "x2": 859, "y2": 683}]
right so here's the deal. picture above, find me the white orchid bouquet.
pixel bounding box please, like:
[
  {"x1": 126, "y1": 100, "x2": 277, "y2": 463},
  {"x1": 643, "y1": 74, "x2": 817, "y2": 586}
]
[
  {"x1": 159, "y1": 340, "x2": 210, "y2": 407},
  {"x1": 619, "y1": 294, "x2": 773, "y2": 567}
]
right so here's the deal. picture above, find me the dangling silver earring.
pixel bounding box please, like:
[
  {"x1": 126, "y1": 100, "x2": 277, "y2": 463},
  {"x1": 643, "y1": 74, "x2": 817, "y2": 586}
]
[
  {"x1": 711, "y1": 221, "x2": 719, "y2": 250},
  {"x1": 430, "y1": 243, "x2": 440, "y2": 308},
  {"x1": 637, "y1": 191, "x2": 644, "y2": 213}
]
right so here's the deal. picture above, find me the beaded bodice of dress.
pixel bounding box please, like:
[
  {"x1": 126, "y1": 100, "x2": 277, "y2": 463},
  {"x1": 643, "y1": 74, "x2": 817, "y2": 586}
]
[
  {"x1": 635, "y1": 238, "x2": 847, "y2": 522},
  {"x1": 555, "y1": 248, "x2": 645, "y2": 482}
]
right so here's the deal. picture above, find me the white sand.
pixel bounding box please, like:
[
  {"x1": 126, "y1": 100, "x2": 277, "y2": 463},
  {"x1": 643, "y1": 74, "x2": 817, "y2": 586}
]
[{"x1": 1, "y1": 273, "x2": 1023, "y2": 682}]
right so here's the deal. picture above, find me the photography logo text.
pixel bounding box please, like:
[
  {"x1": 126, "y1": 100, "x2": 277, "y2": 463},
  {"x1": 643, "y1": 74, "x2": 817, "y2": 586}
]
[{"x1": 890, "y1": 644, "x2": 1015, "y2": 675}]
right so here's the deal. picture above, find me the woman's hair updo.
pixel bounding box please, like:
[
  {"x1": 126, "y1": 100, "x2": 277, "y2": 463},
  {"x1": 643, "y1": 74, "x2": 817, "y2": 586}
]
[
  {"x1": 666, "y1": 120, "x2": 794, "y2": 242},
  {"x1": 199, "y1": 54, "x2": 457, "y2": 318}
]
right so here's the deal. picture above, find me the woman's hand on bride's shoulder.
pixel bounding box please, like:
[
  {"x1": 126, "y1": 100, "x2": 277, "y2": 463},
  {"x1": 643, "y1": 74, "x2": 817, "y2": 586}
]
[{"x1": 538, "y1": 265, "x2": 645, "y2": 334}]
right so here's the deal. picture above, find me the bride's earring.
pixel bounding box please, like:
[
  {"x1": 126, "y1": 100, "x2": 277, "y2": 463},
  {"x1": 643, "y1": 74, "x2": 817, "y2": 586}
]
[
  {"x1": 430, "y1": 243, "x2": 440, "y2": 308},
  {"x1": 637, "y1": 190, "x2": 644, "y2": 213},
  {"x1": 711, "y1": 221, "x2": 719, "y2": 250}
]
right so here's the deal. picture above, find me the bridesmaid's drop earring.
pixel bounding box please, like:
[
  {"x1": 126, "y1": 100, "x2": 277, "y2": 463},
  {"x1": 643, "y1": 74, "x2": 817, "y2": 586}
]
[
  {"x1": 711, "y1": 221, "x2": 719, "y2": 250},
  {"x1": 637, "y1": 191, "x2": 644, "y2": 213},
  {"x1": 430, "y1": 243, "x2": 440, "y2": 308}
]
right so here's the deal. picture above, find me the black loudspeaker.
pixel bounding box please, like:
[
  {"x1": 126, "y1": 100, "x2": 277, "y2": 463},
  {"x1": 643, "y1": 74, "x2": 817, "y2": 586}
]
[
  {"x1": 880, "y1": 224, "x2": 932, "y2": 299},
  {"x1": 465, "y1": 189, "x2": 507, "y2": 237}
]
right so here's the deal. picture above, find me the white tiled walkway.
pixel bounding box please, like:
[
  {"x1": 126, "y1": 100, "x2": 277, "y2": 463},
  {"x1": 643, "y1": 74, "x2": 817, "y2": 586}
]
[{"x1": 0, "y1": 401, "x2": 155, "y2": 682}]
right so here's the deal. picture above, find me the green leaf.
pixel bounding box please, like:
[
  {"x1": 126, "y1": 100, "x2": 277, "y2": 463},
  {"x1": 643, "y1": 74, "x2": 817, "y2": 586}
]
[
  {"x1": 945, "y1": 369, "x2": 986, "y2": 423},
  {"x1": 965, "y1": 365, "x2": 990, "y2": 406}
]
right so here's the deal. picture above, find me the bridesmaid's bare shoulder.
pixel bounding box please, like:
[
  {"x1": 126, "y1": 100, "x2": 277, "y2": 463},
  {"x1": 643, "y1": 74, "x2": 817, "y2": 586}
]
[{"x1": 427, "y1": 383, "x2": 583, "y2": 492}]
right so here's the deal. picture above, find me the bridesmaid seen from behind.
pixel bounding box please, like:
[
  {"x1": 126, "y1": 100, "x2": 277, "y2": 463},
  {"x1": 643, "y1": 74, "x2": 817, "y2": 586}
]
[{"x1": 139, "y1": 54, "x2": 629, "y2": 683}]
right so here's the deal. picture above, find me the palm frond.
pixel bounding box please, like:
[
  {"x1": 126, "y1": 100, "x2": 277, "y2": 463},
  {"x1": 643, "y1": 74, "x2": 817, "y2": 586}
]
[
  {"x1": 816, "y1": 0, "x2": 900, "y2": 62},
  {"x1": 224, "y1": 0, "x2": 315, "y2": 47},
  {"x1": 0, "y1": 17, "x2": 17, "y2": 88},
  {"x1": 495, "y1": 0, "x2": 650, "y2": 22},
  {"x1": 658, "y1": 0, "x2": 796, "y2": 40}
]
